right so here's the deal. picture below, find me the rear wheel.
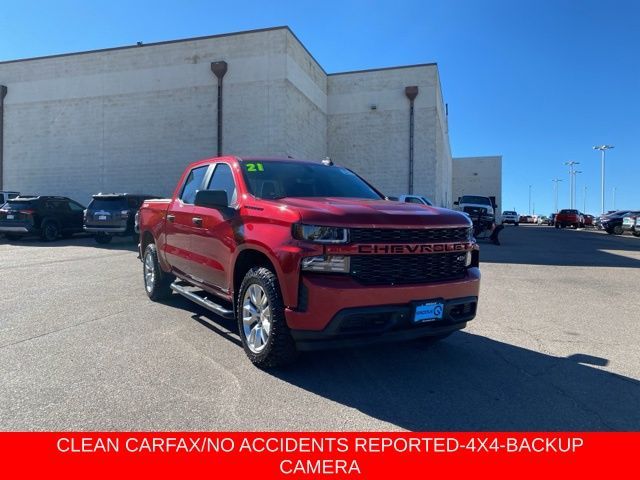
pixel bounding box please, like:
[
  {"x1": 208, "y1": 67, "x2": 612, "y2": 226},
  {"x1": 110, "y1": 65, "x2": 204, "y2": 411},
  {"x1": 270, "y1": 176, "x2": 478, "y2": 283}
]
[
  {"x1": 237, "y1": 267, "x2": 297, "y2": 368},
  {"x1": 612, "y1": 225, "x2": 623, "y2": 235},
  {"x1": 95, "y1": 233, "x2": 113, "y2": 244},
  {"x1": 40, "y1": 221, "x2": 60, "y2": 242},
  {"x1": 143, "y1": 243, "x2": 174, "y2": 301}
]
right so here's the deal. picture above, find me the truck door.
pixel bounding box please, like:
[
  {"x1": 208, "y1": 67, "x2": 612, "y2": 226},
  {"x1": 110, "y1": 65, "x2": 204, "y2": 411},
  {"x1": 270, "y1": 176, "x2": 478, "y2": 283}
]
[
  {"x1": 164, "y1": 164, "x2": 210, "y2": 277},
  {"x1": 190, "y1": 162, "x2": 238, "y2": 293}
]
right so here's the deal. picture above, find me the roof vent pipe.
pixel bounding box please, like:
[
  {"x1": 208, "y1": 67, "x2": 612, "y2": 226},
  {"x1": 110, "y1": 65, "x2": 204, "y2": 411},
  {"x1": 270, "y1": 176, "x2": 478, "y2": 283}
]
[
  {"x1": 0, "y1": 85, "x2": 7, "y2": 190},
  {"x1": 405, "y1": 86, "x2": 419, "y2": 194},
  {"x1": 211, "y1": 61, "x2": 228, "y2": 157}
]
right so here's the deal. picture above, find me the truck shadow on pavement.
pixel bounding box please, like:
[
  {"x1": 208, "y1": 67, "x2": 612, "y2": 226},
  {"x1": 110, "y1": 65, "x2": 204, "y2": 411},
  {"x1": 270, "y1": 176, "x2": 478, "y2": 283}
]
[
  {"x1": 270, "y1": 332, "x2": 640, "y2": 431},
  {"x1": 480, "y1": 226, "x2": 640, "y2": 268},
  {"x1": 168, "y1": 296, "x2": 639, "y2": 430}
]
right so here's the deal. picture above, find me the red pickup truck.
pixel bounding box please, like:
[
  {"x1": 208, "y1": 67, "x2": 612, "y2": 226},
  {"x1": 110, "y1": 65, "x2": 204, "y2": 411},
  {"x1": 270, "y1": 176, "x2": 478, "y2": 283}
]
[{"x1": 138, "y1": 157, "x2": 480, "y2": 367}]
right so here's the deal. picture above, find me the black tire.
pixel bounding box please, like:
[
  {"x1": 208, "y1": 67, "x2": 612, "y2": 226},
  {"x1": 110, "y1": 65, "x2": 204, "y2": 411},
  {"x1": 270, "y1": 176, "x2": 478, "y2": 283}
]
[
  {"x1": 40, "y1": 220, "x2": 60, "y2": 242},
  {"x1": 95, "y1": 233, "x2": 113, "y2": 244},
  {"x1": 236, "y1": 267, "x2": 298, "y2": 368},
  {"x1": 514, "y1": 222, "x2": 519, "y2": 226},
  {"x1": 633, "y1": 232, "x2": 640, "y2": 237},
  {"x1": 143, "y1": 243, "x2": 174, "y2": 301},
  {"x1": 612, "y1": 225, "x2": 623, "y2": 235},
  {"x1": 554, "y1": 223, "x2": 559, "y2": 229}
]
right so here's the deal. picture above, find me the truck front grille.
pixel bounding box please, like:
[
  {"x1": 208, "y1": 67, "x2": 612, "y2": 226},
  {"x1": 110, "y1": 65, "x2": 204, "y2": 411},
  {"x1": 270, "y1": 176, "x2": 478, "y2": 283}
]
[
  {"x1": 350, "y1": 253, "x2": 467, "y2": 286},
  {"x1": 349, "y1": 227, "x2": 469, "y2": 244},
  {"x1": 463, "y1": 206, "x2": 487, "y2": 216}
]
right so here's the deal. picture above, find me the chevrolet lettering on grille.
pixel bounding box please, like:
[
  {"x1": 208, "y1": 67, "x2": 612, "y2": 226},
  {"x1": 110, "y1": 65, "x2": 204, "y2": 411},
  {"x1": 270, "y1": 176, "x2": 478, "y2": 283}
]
[{"x1": 327, "y1": 242, "x2": 474, "y2": 255}]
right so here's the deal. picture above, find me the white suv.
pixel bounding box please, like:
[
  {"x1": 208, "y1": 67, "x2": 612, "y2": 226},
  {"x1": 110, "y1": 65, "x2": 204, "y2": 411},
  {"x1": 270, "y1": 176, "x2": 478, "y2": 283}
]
[{"x1": 501, "y1": 211, "x2": 519, "y2": 225}]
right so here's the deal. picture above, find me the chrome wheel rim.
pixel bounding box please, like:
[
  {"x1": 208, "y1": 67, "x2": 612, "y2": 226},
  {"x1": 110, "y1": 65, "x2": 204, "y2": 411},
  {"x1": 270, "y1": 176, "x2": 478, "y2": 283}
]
[
  {"x1": 242, "y1": 284, "x2": 271, "y2": 353},
  {"x1": 144, "y1": 253, "x2": 155, "y2": 293}
]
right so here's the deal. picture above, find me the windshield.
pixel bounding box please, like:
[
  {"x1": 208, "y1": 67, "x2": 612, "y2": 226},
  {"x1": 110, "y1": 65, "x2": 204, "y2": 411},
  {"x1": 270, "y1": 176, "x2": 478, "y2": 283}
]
[
  {"x1": 503, "y1": 211, "x2": 517, "y2": 215},
  {"x1": 559, "y1": 209, "x2": 579, "y2": 214},
  {"x1": 89, "y1": 197, "x2": 128, "y2": 210},
  {"x1": 460, "y1": 196, "x2": 491, "y2": 205},
  {"x1": 240, "y1": 161, "x2": 382, "y2": 200}
]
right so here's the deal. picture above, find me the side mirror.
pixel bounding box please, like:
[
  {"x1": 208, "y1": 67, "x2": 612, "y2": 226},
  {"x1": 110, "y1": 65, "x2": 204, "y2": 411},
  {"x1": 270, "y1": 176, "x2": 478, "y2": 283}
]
[
  {"x1": 194, "y1": 190, "x2": 228, "y2": 209},
  {"x1": 453, "y1": 201, "x2": 459, "y2": 206}
]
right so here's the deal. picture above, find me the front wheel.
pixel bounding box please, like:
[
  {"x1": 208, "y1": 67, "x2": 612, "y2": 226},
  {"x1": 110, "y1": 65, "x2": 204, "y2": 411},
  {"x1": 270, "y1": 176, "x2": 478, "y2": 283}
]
[
  {"x1": 612, "y1": 225, "x2": 624, "y2": 235},
  {"x1": 237, "y1": 267, "x2": 298, "y2": 368},
  {"x1": 143, "y1": 243, "x2": 174, "y2": 301},
  {"x1": 633, "y1": 232, "x2": 640, "y2": 237}
]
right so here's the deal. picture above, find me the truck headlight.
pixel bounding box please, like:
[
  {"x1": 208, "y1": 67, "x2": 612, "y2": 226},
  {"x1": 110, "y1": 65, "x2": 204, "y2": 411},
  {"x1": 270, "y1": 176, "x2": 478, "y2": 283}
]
[
  {"x1": 301, "y1": 255, "x2": 350, "y2": 273},
  {"x1": 292, "y1": 224, "x2": 348, "y2": 244}
]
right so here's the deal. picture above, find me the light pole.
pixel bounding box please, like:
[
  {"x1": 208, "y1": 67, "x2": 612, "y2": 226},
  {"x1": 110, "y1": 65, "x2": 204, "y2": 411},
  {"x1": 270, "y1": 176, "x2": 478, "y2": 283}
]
[
  {"x1": 528, "y1": 185, "x2": 532, "y2": 215},
  {"x1": 564, "y1": 161, "x2": 580, "y2": 209},
  {"x1": 583, "y1": 185, "x2": 587, "y2": 213},
  {"x1": 593, "y1": 145, "x2": 614, "y2": 214},
  {"x1": 552, "y1": 178, "x2": 563, "y2": 213},
  {"x1": 612, "y1": 187, "x2": 616, "y2": 210}
]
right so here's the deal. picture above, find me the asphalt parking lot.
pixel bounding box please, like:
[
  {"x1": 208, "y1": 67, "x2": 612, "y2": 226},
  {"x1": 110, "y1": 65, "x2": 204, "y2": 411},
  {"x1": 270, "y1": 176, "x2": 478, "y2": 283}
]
[{"x1": 0, "y1": 226, "x2": 638, "y2": 431}]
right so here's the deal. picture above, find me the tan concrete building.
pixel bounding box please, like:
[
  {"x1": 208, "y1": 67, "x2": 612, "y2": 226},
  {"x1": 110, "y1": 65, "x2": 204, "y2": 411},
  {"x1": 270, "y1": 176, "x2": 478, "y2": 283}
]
[{"x1": 0, "y1": 26, "x2": 499, "y2": 206}]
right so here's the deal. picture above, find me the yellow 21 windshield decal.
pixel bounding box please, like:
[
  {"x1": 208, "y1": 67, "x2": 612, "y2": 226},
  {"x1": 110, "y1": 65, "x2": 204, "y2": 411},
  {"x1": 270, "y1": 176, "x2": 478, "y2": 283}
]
[{"x1": 245, "y1": 162, "x2": 264, "y2": 172}]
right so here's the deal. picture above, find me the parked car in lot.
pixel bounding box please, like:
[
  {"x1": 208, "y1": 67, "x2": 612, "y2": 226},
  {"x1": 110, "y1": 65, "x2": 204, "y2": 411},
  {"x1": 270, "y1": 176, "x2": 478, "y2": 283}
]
[
  {"x1": 582, "y1": 214, "x2": 595, "y2": 227},
  {"x1": 138, "y1": 157, "x2": 480, "y2": 367},
  {"x1": 547, "y1": 213, "x2": 556, "y2": 226},
  {"x1": 84, "y1": 193, "x2": 159, "y2": 244},
  {"x1": 554, "y1": 209, "x2": 583, "y2": 229},
  {"x1": 396, "y1": 194, "x2": 433, "y2": 206},
  {"x1": 601, "y1": 210, "x2": 637, "y2": 235},
  {"x1": 621, "y1": 212, "x2": 640, "y2": 236},
  {"x1": 0, "y1": 191, "x2": 20, "y2": 205},
  {"x1": 0, "y1": 195, "x2": 85, "y2": 241},
  {"x1": 501, "y1": 211, "x2": 519, "y2": 225}
]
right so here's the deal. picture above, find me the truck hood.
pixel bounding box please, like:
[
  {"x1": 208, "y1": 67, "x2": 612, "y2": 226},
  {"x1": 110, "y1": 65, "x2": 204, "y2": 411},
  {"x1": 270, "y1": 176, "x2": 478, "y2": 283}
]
[{"x1": 274, "y1": 197, "x2": 471, "y2": 228}]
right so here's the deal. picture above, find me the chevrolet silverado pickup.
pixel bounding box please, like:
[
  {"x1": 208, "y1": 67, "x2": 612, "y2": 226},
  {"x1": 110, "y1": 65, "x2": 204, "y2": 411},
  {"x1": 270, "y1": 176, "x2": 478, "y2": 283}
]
[{"x1": 138, "y1": 157, "x2": 481, "y2": 367}]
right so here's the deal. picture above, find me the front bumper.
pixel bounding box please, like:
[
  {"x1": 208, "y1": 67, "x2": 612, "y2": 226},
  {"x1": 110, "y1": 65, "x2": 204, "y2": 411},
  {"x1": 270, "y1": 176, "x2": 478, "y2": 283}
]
[
  {"x1": 291, "y1": 296, "x2": 477, "y2": 351},
  {"x1": 285, "y1": 267, "x2": 480, "y2": 334}
]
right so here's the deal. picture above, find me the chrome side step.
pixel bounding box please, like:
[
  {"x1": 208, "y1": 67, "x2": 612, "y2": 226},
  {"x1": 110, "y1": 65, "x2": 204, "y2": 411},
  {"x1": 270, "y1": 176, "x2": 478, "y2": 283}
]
[{"x1": 170, "y1": 282, "x2": 235, "y2": 319}]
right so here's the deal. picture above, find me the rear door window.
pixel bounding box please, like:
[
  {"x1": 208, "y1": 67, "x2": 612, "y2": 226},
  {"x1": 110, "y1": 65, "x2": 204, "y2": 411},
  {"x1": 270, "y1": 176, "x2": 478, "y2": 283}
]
[{"x1": 180, "y1": 166, "x2": 208, "y2": 204}]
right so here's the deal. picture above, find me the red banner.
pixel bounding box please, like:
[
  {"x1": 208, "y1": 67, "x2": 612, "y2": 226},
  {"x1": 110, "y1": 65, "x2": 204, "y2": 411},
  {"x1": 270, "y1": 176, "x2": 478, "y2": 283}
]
[{"x1": 1, "y1": 432, "x2": 636, "y2": 478}]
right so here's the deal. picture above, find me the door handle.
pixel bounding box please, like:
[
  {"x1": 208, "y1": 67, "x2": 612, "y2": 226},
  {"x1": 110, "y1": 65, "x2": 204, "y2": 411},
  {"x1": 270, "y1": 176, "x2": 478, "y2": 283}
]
[
  {"x1": 166, "y1": 214, "x2": 175, "y2": 222},
  {"x1": 192, "y1": 217, "x2": 203, "y2": 226}
]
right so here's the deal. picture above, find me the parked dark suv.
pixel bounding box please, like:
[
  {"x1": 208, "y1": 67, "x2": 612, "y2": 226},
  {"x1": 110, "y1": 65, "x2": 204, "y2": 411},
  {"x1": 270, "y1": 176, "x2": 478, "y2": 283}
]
[
  {"x1": 84, "y1": 193, "x2": 158, "y2": 244},
  {"x1": 0, "y1": 195, "x2": 85, "y2": 241}
]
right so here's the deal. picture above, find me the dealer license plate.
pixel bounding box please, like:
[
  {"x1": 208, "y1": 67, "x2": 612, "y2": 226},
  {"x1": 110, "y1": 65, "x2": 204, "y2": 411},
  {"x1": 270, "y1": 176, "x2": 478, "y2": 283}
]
[
  {"x1": 6, "y1": 214, "x2": 14, "y2": 220},
  {"x1": 98, "y1": 215, "x2": 107, "y2": 220},
  {"x1": 413, "y1": 301, "x2": 444, "y2": 323}
]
